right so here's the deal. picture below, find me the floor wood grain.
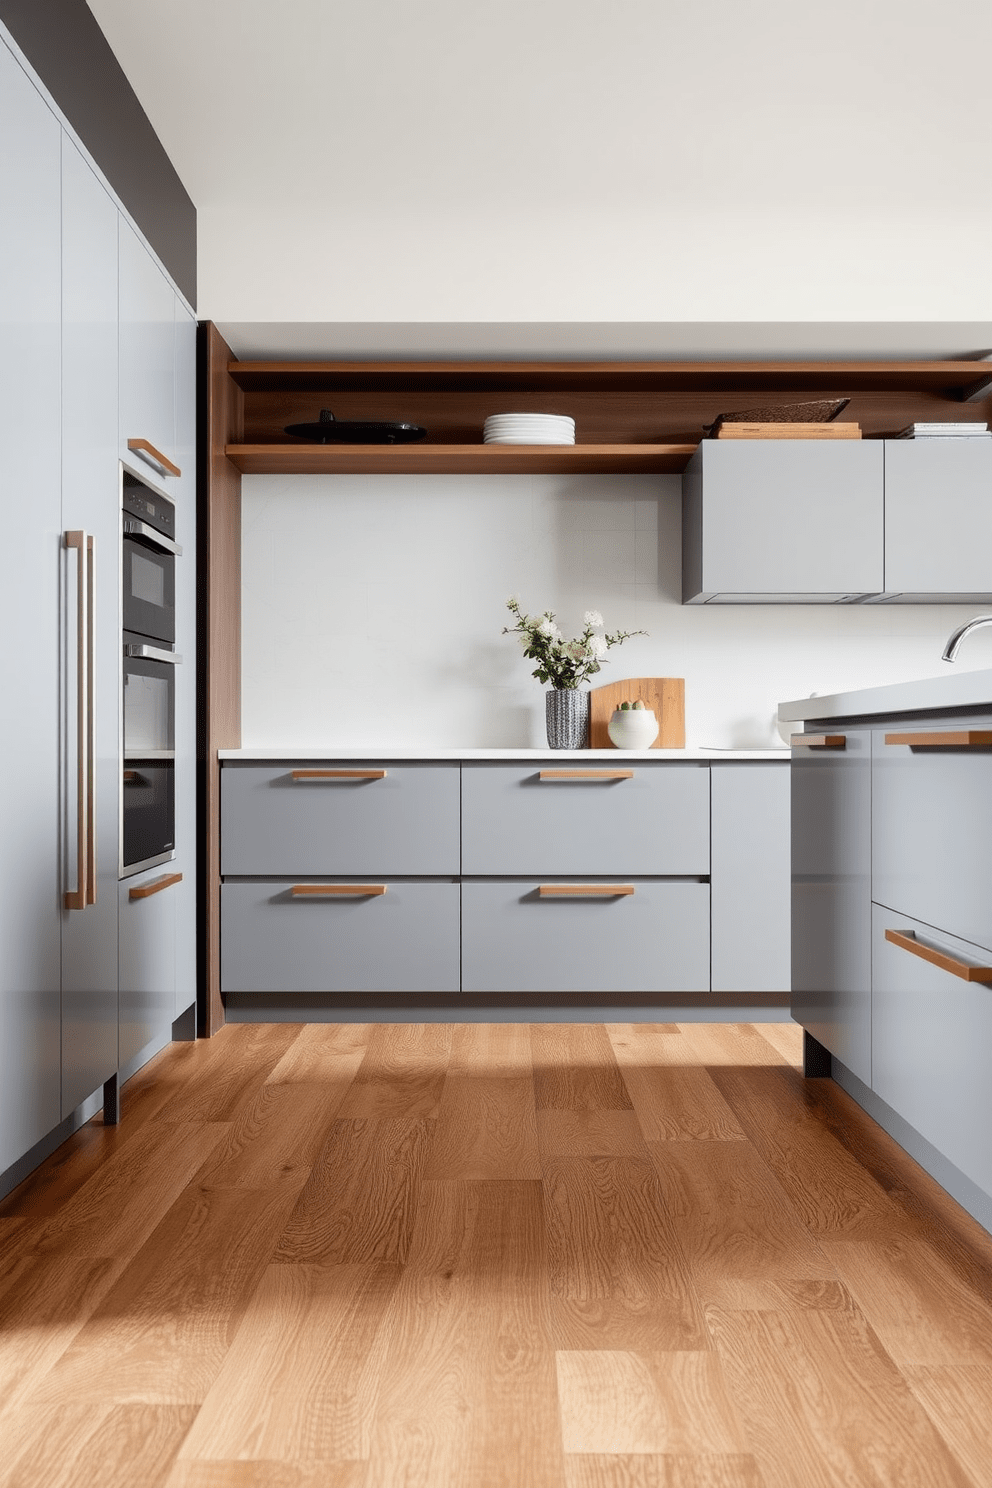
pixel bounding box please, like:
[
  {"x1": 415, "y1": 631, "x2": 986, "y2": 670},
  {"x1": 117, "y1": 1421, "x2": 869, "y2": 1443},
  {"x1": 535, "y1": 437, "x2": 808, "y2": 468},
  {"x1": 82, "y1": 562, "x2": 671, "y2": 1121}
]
[{"x1": 3, "y1": 1019, "x2": 992, "y2": 1487}]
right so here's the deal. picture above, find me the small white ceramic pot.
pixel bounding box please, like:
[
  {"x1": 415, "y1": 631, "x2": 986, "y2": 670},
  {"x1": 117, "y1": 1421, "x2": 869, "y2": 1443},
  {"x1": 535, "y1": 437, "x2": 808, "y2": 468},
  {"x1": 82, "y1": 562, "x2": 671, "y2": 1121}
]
[{"x1": 607, "y1": 708, "x2": 659, "y2": 750}]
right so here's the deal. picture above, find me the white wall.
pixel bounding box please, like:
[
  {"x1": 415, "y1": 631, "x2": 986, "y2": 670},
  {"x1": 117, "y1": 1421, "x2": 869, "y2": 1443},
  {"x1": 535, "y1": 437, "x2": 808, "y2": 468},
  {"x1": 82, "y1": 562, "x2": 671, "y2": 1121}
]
[{"x1": 241, "y1": 473, "x2": 992, "y2": 750}]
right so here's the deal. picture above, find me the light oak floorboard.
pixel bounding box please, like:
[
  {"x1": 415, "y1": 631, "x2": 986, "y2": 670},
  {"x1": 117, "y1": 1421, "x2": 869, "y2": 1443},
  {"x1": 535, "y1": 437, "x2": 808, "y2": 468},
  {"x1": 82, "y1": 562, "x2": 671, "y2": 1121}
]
[
  {"x1": 264, "y1": 1021, "x2": 371, "y2": 1085},
  {"x1": 750, "y1": 1021, "x2": 803, "y2": 1069},
  {"x1": 533, "y1": 1024, "x2": 634, "y2": 1112},
  {"x1": 165, "y1": 1466, "x2": 367, "y2": 1488},
  {"x1": 905, "y1": 1365, "x2": 992, "y2": 1488},
  {"x1": 647, "y1": 1140, "x2": 836, "y2": 1304},
  {"x1": 556, "y1": 1350, "x2": 746, "y2": 1455},
  {"x1": 607, "y1": 1024, "x2": 749, "y2": 1141},
  {"x1": 426, "y1": 1074, "x2": 541, "y2": 1180},
  {"x1": 1, "y1": 1402, "x2": 196, "y2": 1488},
  {"x1": 151, "y1": 1023, "x2": 302, "y2": 1123},
  {"x1": 195, "y1": 1080, "x2": 353, "y2": 1188},
  {"x1": 274, "y1": 1118, "x2": 434, "y2": 1266},
  {"x1": 34, "y1": 1183, "x2": 304, "y2": 1405},
  {"x1": 447, "y1": 1021, "x2": 535, "y2": 1076},
  {"x1": 0, "y1": 1253, "x2": 117, "y2": 1419},
  {"x1": 537, "y1": 1109, "x2": 649, "y2": 1160},
  {"x1": 177, "y1": 1262, "x2": 400, "y2": 1462},
  {"x1": 336, "y1": 1022, "x2": 452, "y2": 1120},
  {"x1": 706, "y1": 1304, "x2": 973, "y2": 1488},
  {"x1": 563, "y1": 1455, "x2": 765, "y2": 1488},
  {"x1": 679, "y1": 1022, "x2": 791, "y2": 1068},
  {"x1": 823, "y1": 1237, "x2": 992, "y2": 1367},
  {"x1": 543, "y1": 1156, "x2": 707, "y2": 1351}
]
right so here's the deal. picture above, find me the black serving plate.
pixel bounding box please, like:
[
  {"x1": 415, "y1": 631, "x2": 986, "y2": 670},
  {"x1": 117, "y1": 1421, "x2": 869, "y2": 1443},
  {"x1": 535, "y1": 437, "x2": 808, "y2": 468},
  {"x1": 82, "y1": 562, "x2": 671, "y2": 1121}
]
[{"x1": 284, "y1": 408, "x2": 427, "y2": 444}]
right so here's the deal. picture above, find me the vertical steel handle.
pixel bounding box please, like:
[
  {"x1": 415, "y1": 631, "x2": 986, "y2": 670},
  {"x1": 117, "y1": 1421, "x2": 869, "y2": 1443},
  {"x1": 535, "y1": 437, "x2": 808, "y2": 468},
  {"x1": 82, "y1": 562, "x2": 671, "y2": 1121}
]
[{"x1": 64, "y1": 531, "x2": 89, "y2": 910}]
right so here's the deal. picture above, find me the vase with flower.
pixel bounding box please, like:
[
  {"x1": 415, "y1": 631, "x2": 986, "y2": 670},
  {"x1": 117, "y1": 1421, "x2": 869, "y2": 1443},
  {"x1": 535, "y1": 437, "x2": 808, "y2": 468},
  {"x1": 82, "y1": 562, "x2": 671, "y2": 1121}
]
[{"x1": 502, "y1": 597, "x2": 646, "y2": 749}]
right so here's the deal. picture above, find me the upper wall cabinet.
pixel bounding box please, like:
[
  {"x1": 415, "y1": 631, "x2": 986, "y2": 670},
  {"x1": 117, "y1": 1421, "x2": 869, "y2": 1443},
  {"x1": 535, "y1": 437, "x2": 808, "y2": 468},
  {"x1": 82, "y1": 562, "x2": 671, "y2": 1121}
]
[
  {"x1": 119, "y1": 219, "x2": 179, "y2": 484},
  {"x1": 874, "y1": 439, "x2": 992, "y2": 603},
  {"x1": 682, "y1": 437, "x2": 992, "y2": 604},
  {"x1": 682, "y1": 441, "x2": 884, "y2": 603}
]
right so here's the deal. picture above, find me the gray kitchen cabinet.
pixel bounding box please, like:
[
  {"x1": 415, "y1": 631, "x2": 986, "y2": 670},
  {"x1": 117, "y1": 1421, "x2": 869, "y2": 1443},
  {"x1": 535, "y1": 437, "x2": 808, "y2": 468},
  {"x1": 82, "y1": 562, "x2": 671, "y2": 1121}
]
[
  {"x1": 682, "y1": 440, "x2": 884, "y2": 603},
  {"x1": 0, "y1": 36, "x2": 63, "y2": 1172},
  {"x1": 461, "y1": 762, "x2": 710, "y2": 876},
  {"x1": 172, "y1": 303, "x2": 197, "y2": 1021},
  {"x1": 118, "y1": 217, "x2": 178, "y2": 480},
  {"x1": 876, "y1": 439, "x2": 992, "y2": 602},
  {"x1": 711, "y1": 764, "x2": 790, "y2": 994},
  {"x1": 872, "y1": 905, "x2": 992, "y2": 1195},
  {"x1": 791, "y1": 728, "x2": 873, "y2": 1086},
  {"x1": 871, "y1": 720, "x2": 992, "y2": 954},
  {"x1": 461, "y1": 879, "x2": 710, "y2": 994},
  {"x1": 222, "y1": 881, "x2": 460, "y2": 994},
  {"x1": 59, "y1": 134, "x2": 121, "y2": 1115},
  {"x1": 221, "y1": 764, "x2": 461, "y2": 877},
  {"x1": 119, "y1": 869, "x2": 179, "y2": 1067}
]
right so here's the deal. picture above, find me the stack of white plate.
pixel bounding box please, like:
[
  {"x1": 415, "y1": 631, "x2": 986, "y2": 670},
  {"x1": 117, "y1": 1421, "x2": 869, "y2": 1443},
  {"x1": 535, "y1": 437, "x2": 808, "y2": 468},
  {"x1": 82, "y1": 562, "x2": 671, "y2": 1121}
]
[{"x1": 483, "y1": 413, "x2": 575, "y2": 445}]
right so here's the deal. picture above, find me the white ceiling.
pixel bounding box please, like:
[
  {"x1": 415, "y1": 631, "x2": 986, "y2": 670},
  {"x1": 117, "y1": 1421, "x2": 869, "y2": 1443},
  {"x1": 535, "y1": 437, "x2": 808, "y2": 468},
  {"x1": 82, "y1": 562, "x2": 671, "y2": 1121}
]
[{"x1": 85, "y1": 0, "x2": 992, "y2": 358}]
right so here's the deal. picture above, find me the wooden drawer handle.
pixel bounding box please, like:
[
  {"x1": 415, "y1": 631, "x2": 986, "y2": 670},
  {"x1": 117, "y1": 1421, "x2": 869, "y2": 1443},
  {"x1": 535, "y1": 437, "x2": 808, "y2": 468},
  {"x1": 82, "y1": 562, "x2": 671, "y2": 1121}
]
[
  {"x1": 291, "y1": 884, "x2": 387, "y2": 897},
  {"x1": 129, "y1": 871, "x2": 182, "y2": 901},
  {"x1": 884, "y1": 731, "x2": 992, "y2": 748},
  {"x1": 291, "y1": 769, "x2": 387, "y2": 780},
  {"x1": 884, "y1": 928, "x2": 992, "y2": 983},
  {"x1": 539, "y1": 769, "x2": 634, "y2": 780},
  {"x1": 127, "y1": 438, "x2": 181, "y2": 478},
  {"x1": 538, "y1": 884, "x2": 635, "y2": 897},
  {"x1": 790, "y1": 734, "x2": 846, "y2": 749}
]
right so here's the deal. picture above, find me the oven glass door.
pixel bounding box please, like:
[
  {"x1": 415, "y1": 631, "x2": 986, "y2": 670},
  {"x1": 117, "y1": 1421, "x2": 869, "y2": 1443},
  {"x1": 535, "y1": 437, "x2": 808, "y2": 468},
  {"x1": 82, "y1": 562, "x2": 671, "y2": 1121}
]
[
  {"x1": 122, "y1": 650, "x2": 175, "y2": 875},
  {"x1": 122, "y1": 533, "x2": 175, "y2": 646}
]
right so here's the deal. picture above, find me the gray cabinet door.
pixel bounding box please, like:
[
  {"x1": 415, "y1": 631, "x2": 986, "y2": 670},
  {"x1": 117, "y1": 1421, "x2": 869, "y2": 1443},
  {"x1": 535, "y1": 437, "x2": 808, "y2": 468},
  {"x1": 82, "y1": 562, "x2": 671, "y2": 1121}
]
[
  {"x1": 0, "y1": 39, "x2": 62, "y2": 1172},
  {"x1": 872, "y1": 905, "x2": 992, "y2": 1193},
  {"x1": 872, "y1": 723, "x2": 992, "y2": 953},
  {"x1": 461, "y1": 880, "x2": 710, "y2": 994},
  {"x1": 118, "y1": 217, "x2": 177, "y2": 477},
  {"x1": 461, "y1": 763, "x2": 709, "y2": 876},
  {"x1": 221, "y1": 764, "x2": 461, "y2": 876},
  {"x1": 791, "y1": 729, "x2": 872, "y2": 1085},
  {"x1": 222, "y1": 881, "x2": 460, "y2": 994},
  {"x1": 711, "y1": 764, "x2": 791, "y2": 994},
  {"x1": 60, "y1": 135, "x2": 120, "y2": 1114},
  {"x1": 119, "y1": 871, "x2": 178, "y2": 1067},
  {"x1": 880, "y1": 439, "x2": 992, "y2": 601},
  {"x1": 682, "y1": 441, "x2": 884, "y2": 602},
  {"x1": 172, "y1": 302, "x2": 197, "y2": 1020}
]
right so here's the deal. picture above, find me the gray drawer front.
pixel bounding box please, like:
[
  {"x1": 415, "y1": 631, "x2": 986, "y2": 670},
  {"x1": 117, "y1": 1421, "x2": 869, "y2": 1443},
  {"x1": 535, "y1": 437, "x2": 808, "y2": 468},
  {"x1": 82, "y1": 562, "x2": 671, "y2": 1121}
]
[
  {"x1": 461, "y1": 880, "x2": 710, "y2": 993},
  {"x1": 221, "y1": 881, "x2": 460, "y2": 994},
  {"x1": 872, "y1": 727, "x2": 992, "y2": 953},
  {"x1": 221, "y1": 764, "x2": 460, "y2": 876},
  {"x1": 461, "y1": 763, "x2": 709, "y2": 875},
  {"x1": 872, "y1": 905, "x2": 992, "y2": 1194}
]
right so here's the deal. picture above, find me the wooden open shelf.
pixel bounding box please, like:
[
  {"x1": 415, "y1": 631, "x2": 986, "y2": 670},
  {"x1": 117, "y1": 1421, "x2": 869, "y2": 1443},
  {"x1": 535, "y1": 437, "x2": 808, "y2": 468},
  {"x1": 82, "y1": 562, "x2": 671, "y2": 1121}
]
[{"x1": 225, "y1": 442, "x2": 697, "y2": 476}]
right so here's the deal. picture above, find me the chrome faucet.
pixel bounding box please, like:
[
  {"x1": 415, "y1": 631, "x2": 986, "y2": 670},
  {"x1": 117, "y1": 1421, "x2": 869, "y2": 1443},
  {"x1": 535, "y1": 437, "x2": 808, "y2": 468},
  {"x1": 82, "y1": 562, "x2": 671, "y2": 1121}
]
[{"x1": 942, "y1": 614, "x2": 992, "y2": 662}]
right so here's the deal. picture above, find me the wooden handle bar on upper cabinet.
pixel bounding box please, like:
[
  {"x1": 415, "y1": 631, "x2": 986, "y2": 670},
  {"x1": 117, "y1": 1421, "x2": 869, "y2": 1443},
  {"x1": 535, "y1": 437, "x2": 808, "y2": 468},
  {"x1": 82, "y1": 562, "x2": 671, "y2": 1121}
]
[
  {"x1": 291, "y1": 884, "x2": 387, "y2": 897},
  {"x1": 127, "y1": 438, "x2": 181, "y2": 478},
  {"x1": 538, "y1": 884, "x2": 635, "y2": 897},
  {"x1": 885, "y1": 928, "x2": 992, "y2": 982},
  {"x1": 129, "y1": 872, "x2": 183, "y2": 901},
  {"x1": 884, "y1": 730, "x2": 992, "y2": 748},
  {"x1": 789, "y1": 734, "x2": 846, "y2": 749},
  {"x1": 290, "y1": 769, "x2": 387, "y2": 780},
  {"x1": 538, "y1": 769, "x2": 634, "y2": 780}
]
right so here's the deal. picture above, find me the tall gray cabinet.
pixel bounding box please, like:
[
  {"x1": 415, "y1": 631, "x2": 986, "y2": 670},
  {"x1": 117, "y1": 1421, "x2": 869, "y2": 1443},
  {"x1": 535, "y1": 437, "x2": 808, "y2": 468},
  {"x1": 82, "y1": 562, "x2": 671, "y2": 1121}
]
[{"x1": 0, "y1": 27, "x2": 196, "y2": 1189}]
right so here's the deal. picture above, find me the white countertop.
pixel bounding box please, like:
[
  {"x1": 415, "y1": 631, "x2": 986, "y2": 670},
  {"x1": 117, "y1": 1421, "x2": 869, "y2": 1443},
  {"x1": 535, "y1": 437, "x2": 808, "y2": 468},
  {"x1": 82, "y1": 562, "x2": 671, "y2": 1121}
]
[
  {"x1": 219, "y1": 746, "x2": 789, "y2": 761},
  {"x1": 779, "y1": 667, "x2": 992, "y2": 724}
]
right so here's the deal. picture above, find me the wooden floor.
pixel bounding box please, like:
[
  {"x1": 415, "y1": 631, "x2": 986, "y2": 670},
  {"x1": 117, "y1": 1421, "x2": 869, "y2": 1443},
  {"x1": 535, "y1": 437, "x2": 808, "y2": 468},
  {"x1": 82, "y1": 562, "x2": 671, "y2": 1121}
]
[{"x1": 3, "y1": 1021, "x2": 992, "y2": 1487}]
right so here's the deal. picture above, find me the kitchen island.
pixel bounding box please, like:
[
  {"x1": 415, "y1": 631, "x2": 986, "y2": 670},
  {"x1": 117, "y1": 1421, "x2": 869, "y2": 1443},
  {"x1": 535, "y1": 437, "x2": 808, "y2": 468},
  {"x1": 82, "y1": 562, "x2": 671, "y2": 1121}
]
[
  {"x1": 781, "y1": 668, "x2": 992, "y2": 1236},
  {"x1": 217, "y1": 746, "x2": 790, "y2": 1022}
]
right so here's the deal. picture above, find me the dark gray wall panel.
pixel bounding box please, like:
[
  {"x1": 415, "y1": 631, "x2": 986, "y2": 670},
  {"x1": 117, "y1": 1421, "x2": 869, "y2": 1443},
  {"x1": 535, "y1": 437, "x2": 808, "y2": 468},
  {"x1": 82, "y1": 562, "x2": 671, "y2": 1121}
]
[{"x1": 0, "y1": 0, "x2": 195, "y2": 304}]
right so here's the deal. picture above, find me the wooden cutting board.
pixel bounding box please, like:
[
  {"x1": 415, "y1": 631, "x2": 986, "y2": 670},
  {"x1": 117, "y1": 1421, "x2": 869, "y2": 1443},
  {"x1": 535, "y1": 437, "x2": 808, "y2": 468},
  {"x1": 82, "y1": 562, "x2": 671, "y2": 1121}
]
[{"x1": 589, "y1": 677, "x2": 685, "y2": 749}]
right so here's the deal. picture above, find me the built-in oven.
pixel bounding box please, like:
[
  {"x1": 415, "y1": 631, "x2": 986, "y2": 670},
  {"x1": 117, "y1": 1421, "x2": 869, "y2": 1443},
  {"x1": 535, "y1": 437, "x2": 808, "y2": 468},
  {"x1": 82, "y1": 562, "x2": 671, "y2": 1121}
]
[
  {"x1": 122, "y1": 470, "x2": 177, "y2": 646},
  {"x1": 120, "y1": 466, "x2": 182, "y2": 878}
]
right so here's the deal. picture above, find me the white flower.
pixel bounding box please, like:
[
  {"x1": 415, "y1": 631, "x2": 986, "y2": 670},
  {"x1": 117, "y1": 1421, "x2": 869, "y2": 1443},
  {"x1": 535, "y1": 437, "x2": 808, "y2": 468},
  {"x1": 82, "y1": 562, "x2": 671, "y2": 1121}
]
[
  {"x1": 537, "y1": 617, "x2": 559, "y2": 638},
  {"x1": 584, "y1": 609, "x2": 604, "y2": 628},
  {"x1": 587, "y1": 634, "x2": 608, "y2": 659}
]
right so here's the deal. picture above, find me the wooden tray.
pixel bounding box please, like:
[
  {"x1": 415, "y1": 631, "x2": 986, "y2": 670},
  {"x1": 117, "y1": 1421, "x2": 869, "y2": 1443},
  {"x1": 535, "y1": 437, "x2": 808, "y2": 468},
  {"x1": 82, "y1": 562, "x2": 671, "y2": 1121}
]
[{"x1": 589, "y1": 677, "x2": 685, "y2": 749}]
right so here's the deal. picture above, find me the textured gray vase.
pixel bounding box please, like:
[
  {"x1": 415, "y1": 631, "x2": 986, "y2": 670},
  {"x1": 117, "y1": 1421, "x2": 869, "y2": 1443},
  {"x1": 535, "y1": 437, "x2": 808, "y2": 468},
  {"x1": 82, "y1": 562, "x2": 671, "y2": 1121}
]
[{"x1": 545, "y1": 689, "x2": 590, "y2": 749}]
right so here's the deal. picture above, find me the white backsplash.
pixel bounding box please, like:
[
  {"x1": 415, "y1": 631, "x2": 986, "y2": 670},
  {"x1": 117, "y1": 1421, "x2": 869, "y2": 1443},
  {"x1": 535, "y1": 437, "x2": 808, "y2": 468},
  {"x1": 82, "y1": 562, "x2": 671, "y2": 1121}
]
[{"x1": 240, "y1": 473, "x2": 992, "y2": 750}]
